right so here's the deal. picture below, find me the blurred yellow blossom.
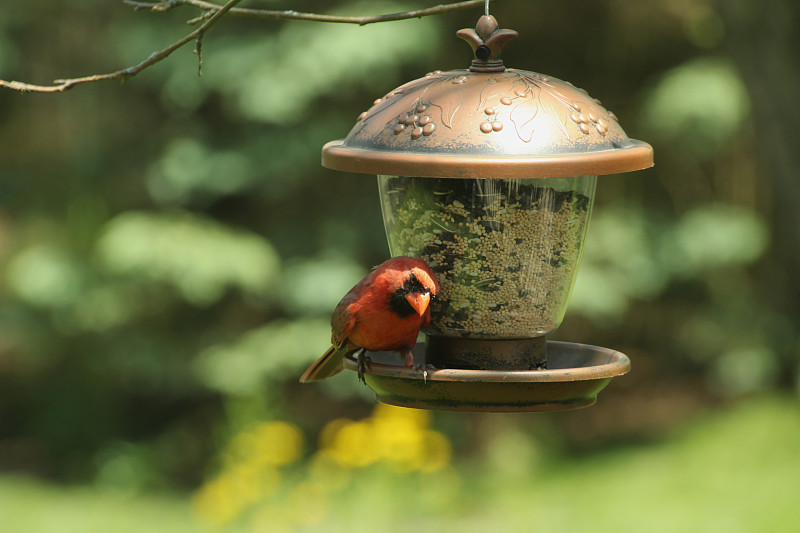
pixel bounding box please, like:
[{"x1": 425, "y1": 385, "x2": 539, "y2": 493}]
[
  {"x1": 308, "y1": 450, "x2": 352, "y2": 492},
  {"x1": 419, "y1": 430, "x2": 452, "y2": 473},
  {"x1": 193, "y1": 420, "x2": 304, "y2": 527},
  {"x1": 319, "y1": 404, "x2": 451, "y2": 473},
  {"x1": 372, "y1": 404, "x2": 432, "y2": 471},
  {"x1": 194, "y1": 408, "x2": 451, "y2": 529},
  {"x1": 318, "y1": 418, "x2": 352, "y2": 449},
  {"x1": 226, "y1": 421, "x2": 305, "y2": 468},
  {"x1": 193, "y1": 475, "x2": 245, "y2": 527},
  {"x1": 193, "y1": 464, "x2": 281, "y2": 526},
  {"x1": 325, "y1": 421, "x2": 377, "y2": 467}
]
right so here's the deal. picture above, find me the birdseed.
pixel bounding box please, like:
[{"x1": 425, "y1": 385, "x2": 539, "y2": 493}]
[{"x1": 379, "y1": 176, "x2": 594, "y2": 338}]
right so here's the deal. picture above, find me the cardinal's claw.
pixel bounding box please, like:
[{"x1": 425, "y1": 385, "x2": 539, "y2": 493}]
[
  {"x1": 412, "y1": 363, "x2": 436, "y2": 384},
  {"x1": 356, "y1": 350, "x2": 370, "y2": 385}
]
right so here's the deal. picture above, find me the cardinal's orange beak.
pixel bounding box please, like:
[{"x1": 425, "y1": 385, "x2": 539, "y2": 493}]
[{"x1": 405, "y1": 292, "x2": 431, "y2": 316}]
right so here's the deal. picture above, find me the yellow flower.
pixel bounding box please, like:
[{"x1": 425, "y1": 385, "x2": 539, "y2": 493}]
[
  {"x1": 372, "y1": 405, "x2": 447, "y2": 471},
  {"x1": 193, "y1": 464, "x2": 282, "y2": 526},
  {"x1": 325, "y1": 421, "x2": 377, "y2": 468},
  {"x1": 230, "y1": 462, "x2": 281, "y2": 504},
  {"x1": 308, "y1": 450, "x2": 352, "y2": 491},
  {"x1": 193, "y1": 476, "x2": 245, "y2": 527},
  {"x1": 317, "y1": 404, "x2": 452, "y2": 473},
  {"x1": 420, "y1": 430, "x2": 452, "y2": 473},
  {"x1": 318, "y1": 418, "x2": 351, "y2": 449},
  {"x1": 372, "y1": 416, "x2": 426, "y2": 471},
  {"x1": 226, "y1": 421, "x2": 305, "y2": 468},
  {"x1": 192, "y1": 419, "x2": 315, "y2": 529}
]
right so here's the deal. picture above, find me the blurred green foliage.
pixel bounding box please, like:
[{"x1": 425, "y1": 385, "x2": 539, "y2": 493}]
[
  {"x1": 641, "y1": 57, "x2": 751, "y2": 158},
  {"x1": 1, "y1": 397, "x2": 798, "y2": 532},
  {"x1": 96, "y1": 211, "x2": 280, "y2": 305},
  {"x1": 1, "y1": 0, "x2": 799, "y2": 531},
  {"x1": 571, "y1": 203, "x2": 768, "y2": 319}
]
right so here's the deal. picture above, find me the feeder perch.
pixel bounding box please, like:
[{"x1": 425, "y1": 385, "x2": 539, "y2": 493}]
[{"x1": 322, "y1": 15, "x2": 653, "y2": 411}]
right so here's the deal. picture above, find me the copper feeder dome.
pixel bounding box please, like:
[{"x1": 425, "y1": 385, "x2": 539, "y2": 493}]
[
  {"x1": 322, "y1": 16, "x2": 653, "y2": 412},
  {"x1": 323, "y1": 16, "x2": 652, "y2": 179}
]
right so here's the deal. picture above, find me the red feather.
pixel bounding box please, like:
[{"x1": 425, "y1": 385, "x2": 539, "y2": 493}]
[{"x1": 299, "y1": 256, "x2": 439, "y2": 383}]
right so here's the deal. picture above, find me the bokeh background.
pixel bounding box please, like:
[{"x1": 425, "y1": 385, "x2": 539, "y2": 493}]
[{"x1": 1, "y1": 1, "x2": 799, "y2": 531}]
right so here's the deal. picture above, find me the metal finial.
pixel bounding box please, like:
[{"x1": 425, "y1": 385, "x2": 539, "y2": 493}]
[{"x1": 457, "y1": 16, "x2": 518, "y2": 72}]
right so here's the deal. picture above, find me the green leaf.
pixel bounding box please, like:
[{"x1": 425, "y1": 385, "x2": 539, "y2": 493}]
[
  {"x1": 146, "y1": 138, "x2": 253, "y2": 205},
  {"x1": 5, "y1": 246, "x2": 84, "y2": 308},
  {"x1": 281, "y1": 253, "x2": 366, "y2": 315},
  {"x1": 640, "y1": 57, "x2": 750, "y2": 158},
  {"x1": 95, "y1": 211, "x2": 280, "y2": 306},
  {"x1": 194, "y1": 318, "x2": 331, "y2": 395},
  {"x1": 661, "y1": 205, "x2": 768, "y2": 275},
  {"x1": 204, "y1": 1, "x2": 442, "y2": 124}
]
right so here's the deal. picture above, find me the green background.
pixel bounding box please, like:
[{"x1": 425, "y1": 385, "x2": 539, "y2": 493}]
[{"x1": 1, "y1": 1, "x2": 798, "y2": 531}]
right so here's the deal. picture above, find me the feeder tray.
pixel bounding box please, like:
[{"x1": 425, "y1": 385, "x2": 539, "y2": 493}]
[
  {"x1": 322, "y1": 14, "x2": 652, "y2": 411},
  {"x1": 344, "y1": 341, "x2": 630, "y2": 412}
]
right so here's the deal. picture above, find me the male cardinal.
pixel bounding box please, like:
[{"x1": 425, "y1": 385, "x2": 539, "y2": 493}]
[{"x1": 299, "y1": 256, "x2": 439, "y2": 383}]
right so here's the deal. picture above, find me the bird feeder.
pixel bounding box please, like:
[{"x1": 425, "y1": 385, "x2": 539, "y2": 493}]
[{"x1": 321, "y1": 15, "x2": 653, "y2": 411}]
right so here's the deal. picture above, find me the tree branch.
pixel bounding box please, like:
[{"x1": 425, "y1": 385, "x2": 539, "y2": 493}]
[
  {"x1": 0, "y1": 0, "x2": 492, "y2": 94},
  {"x1": 0, "y1": 0, "x2": 244, "y2": 93},
  {"x1": 127, "y1": 0, "x2": 489, "y2": 25}
]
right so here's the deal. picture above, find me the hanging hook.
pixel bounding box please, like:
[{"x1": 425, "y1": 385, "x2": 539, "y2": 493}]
[{"x1": 485, "y1": 0, "x2": 490, "y2": 16}]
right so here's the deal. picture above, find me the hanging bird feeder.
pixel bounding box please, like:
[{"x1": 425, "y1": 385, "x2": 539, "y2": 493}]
[{"x1": 321, "y1": 15, "x2": 653, "y2": 412}]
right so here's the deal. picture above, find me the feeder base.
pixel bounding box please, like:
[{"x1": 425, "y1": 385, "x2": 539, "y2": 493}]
[
  {"x1": 343, "y1": 340, "x2": 629, "y2": 412},
  {"x1": 425, "y1": 335, "x2": 547, "y2": 370}
]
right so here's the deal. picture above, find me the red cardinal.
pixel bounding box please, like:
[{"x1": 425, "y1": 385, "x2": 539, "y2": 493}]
[{"x1": 299, "y1": 256, "x2": 439, "y2": 383}]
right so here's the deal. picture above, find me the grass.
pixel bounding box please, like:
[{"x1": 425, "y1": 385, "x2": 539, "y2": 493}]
[
  {"x1": 0, "y1": 480, "x2": 212, "y2": 533},
  {"x1": 456, "y1": 395, "x2": 800, "y2": 533},
  {"x1": 1, "y1": 395, "x2": 798, "y2": 533}
]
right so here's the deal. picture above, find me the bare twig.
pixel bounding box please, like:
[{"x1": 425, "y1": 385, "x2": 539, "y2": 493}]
[
  {"x1": 125, "y1": 0, "x2": 489, "y2": 26},
  {"x1": 194, "y1": 31, "x2": 204, "y2": 76},
  {"x1": 0, "y1": 0, "x2": 492, "y2": 94},
  {"x1": 0, "y1": 0, "x2": 243, "y2": 93}
]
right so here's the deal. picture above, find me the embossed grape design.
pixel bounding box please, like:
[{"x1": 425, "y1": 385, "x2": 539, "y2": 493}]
[
  {"x1": 393, "y1": 104, "x2": 437, "y2": 139},
  {"x1": 353, "y1": 69, "x2": 620, "y2": 143},
  {"x1": 473, "y1": 72, "x2": 619, "y2": 140}
]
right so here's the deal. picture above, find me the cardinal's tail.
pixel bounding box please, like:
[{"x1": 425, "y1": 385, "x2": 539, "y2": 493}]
[{"x1": 299, "y1": 345, "x2": 347, "y2": 383}]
